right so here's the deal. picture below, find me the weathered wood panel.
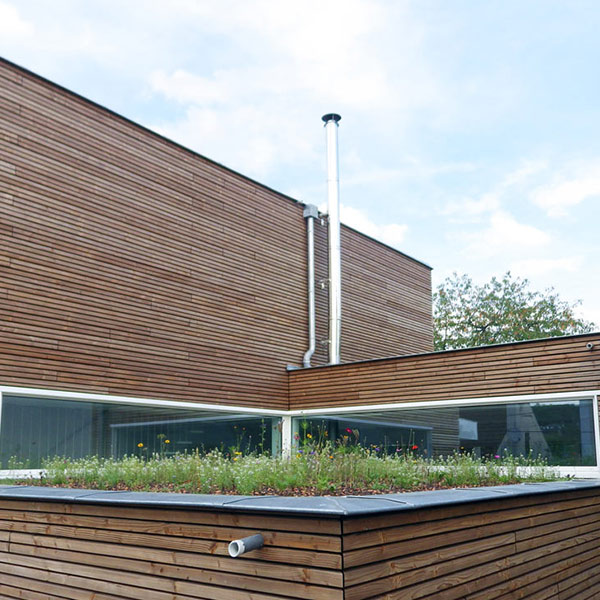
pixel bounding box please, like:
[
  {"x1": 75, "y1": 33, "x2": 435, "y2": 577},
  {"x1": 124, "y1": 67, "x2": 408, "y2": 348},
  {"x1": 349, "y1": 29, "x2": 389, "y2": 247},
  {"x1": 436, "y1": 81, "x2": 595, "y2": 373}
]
[
  {"x1": 289, "y1": 333, "x2": 600, "y2": 409},
  {"x1": 343, "y1": 486, "x2": 600, "y2": 600},
  {"x1": 1, "y1": 483, "x2": 600, "y2": 599},
  {"x1": 0, "y1": 57, "x2": 432, "y2": 409},
  {"x1": 0, "y1": 498, "x2": 343, "y2": 600},
  {"x1": 312, "y1": 221, "x2": 433, "y2": 366}
]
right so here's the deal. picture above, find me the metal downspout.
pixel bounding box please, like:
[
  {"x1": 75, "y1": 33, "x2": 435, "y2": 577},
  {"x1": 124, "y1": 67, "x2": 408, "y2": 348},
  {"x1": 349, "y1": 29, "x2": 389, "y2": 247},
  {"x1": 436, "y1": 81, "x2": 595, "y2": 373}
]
[{"x1": 303, "y1": 204, "x2": 318, "y2": 368}]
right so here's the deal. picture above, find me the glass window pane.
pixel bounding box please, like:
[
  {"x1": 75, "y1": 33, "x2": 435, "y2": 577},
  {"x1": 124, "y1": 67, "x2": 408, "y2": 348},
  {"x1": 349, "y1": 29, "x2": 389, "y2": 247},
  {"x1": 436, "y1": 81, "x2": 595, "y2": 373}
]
[
  {"x1": 0, "y1": 395, "x2": 280, "y2": 468},
  {"x1": 294, "y1": 399, "x2": 596, "y2": 466}
]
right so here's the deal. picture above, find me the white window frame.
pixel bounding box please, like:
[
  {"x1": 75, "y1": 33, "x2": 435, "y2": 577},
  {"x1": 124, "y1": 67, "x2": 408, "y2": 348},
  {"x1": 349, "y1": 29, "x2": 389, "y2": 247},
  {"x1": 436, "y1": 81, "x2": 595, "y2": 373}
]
[
  {"x1": 0, "y1": 386, "x2": 287, "y2": 478},
  {"x1": 0, "y1": 386, "x2": 598, "y2": 479}
]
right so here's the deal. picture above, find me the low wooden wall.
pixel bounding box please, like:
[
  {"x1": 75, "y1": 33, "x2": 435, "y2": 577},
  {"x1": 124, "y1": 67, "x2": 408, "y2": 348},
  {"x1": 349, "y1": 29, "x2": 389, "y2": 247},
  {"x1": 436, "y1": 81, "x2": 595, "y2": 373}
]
[
  {"x1": 343, "y1": 484, "x2": 600, "y2": 599},
  {"x1": 289, "y1": 333, "x2": 600, "y2": 410},
  {"x1": 0, "y1": 490, "x2": 343, "y2": 600},
  {"x1": 0, "y1": 482, "x2": 598, "y2": 599}
]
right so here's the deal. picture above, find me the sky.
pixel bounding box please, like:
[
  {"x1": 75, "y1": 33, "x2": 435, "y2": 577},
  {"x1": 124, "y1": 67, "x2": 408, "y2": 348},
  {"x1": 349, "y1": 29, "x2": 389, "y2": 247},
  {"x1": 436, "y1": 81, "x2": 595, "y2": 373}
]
[{"x1": 1, "y1": 0, "x2": 600, "y2": 325}]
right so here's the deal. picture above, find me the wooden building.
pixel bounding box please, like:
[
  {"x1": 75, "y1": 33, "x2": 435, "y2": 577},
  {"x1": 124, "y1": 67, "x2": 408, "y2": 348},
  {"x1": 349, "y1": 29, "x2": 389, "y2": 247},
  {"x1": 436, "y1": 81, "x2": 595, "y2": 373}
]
[
  {"x1": 0, "y1": 481, "x2": 599, "y2": 599},
  {"x1": 0, "y1": 56, "x2": 599, "y2": 474},
  {"x1": 0, "y1": 57, "x2": 432, "y2": 410}
]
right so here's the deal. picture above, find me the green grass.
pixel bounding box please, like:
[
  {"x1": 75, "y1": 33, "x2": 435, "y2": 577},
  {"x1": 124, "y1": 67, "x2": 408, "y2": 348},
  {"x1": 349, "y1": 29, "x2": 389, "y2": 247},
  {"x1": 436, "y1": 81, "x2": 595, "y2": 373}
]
[{"x1": 10, "y1": 446, "x2": 562, "y2": 496}]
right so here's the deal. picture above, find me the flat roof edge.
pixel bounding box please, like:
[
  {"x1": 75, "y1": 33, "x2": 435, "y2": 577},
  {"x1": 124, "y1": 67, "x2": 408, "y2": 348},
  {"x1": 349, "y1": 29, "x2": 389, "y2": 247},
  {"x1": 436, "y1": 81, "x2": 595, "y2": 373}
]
[
  {"x1": 0, "y1": 57, "x2": 301, "y2": 210},
  {"x1": 294, "y1": 331, "x2": 600, "y2": 372},
  {"x1": 341, "y1": 222, "x2": 432, "y2": 270},
  {"x1": 0, "y1": 56, "x2": 430, "y2": 269},
  {"x1": 0, "y1": 481, "x2": 598, "y2": 516}
]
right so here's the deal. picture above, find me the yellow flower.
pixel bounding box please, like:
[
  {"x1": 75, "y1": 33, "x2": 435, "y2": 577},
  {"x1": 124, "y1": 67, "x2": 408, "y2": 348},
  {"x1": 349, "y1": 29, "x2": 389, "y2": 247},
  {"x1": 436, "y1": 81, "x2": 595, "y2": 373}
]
[
  {"x1": 343, "y1": 435, "x2": 348, "y2": 440},
  {"x1": 329, "y1": 455, "x2": 334, "y2": 459},
  {"x1": 137, "y1": 443, "x2": 144, "y2": 448},
  {"x1": 164, "y1": 440, "x2": 170, "y2": 444},
  {"x1": 233, "y1": 457, "x2": 239, "y2": 461},
  {"x1": 235, "y1": 451, "x2": 242, "y2": 455},
  {"x1": 306, "y1": 433, "x2": 312, "y2": 439}
]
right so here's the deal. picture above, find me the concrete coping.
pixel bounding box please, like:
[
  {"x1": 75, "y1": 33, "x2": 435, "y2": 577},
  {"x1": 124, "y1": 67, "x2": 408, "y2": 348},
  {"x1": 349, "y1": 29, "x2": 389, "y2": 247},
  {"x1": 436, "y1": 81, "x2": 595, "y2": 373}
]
[{"x1": 0, "y1": 480, "x2": 599, "y2": 517}]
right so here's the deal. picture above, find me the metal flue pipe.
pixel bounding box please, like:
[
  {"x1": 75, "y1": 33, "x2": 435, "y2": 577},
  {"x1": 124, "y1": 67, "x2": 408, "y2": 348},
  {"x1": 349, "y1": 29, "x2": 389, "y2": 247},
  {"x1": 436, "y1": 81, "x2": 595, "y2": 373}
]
[{"x1": 322, "y1": 113, "x2": 342, "y2": 364}]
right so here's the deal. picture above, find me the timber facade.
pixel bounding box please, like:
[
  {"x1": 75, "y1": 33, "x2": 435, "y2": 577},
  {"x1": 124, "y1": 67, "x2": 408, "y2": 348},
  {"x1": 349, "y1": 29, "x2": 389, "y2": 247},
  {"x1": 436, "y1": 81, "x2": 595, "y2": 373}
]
[
  {"x1": 288, "y1": 333, "x2": 600, "y2": 410},
  {"x1": 1, "y1": 52, "x2": 600, "y2": 600},
  {"x1": 342, "y1": 482, "x2": 600, "y2": 599},
  {"x1": 0, "y1": 57, "x2": 432, "y2": 411},
  {"x1": 0, "y1": 57, "x2": 599, "y2": 472},
  {"x1": 0, "y1": 482, "x2": 599, "y2": 599}
]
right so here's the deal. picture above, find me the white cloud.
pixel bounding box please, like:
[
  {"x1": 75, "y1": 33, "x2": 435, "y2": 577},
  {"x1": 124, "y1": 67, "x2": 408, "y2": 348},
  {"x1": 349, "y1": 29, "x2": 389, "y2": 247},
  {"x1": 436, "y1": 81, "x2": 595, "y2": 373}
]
[
  {"x1": 532, "y1": 168, "x2": 600, "y2": 217},
  {"x1": 163, "y1": 0, "x2": 427, "y2": 111},
  {"x1": 317, "y1": 203, "x2": 408, "y2": 249},
  {"x1": 0, "y1": 1, "x2": 124, "y2": 76},
  {"x1": 141, "y1": 0, "x2": 450, "y2": 176},
  {"x1": 150, "y1": 104, "x2": 317, "y2": 179},
  {"x1": 442, "y1": 160, "x2": 547, "y2": 221},
  {"x1": 146, "y1": 0, "x2": 399, "y2": 110},
  {"x1": 341, "y1": 156, "x2": 476, "y2": 188},
  {"x1": 502, "y1": 160, "x2": 547, "y2": 186},
  {"x1": 0, "y1": 1, "x2": 33, "y2": 37},
  {"x1": 149, "y1": 70, "x2": 228, "y2": 105},
  {"x1": 443, "y1": 193, "x2": 500, "y2": 219},
  {"x1": 459, "y1": 211, "x2": 550, "y2": 259},
  {"x1": 510, "y1": 256, "x2": 583, "y2": 277},
  {"x1": 144, "y1": 1, "x2": 406, "y2": 177}
]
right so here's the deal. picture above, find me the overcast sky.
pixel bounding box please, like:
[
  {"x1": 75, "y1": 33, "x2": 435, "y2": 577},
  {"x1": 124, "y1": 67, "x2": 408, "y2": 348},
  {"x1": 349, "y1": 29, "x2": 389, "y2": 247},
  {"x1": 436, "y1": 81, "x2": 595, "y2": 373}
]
[{"x1": 2, "y1": 0, "x2": 599, "y2": 324}]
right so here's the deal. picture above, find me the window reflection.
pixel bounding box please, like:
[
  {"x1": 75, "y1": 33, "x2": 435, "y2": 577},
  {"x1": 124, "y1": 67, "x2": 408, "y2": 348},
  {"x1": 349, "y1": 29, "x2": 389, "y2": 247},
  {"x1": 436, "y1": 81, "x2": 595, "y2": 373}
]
[
  {"x1": 295, "y1": 399, "x2": 596, "y2": 466},
  {"x1": 0, "y1": 395, "x2": 280, "y2": 468}
]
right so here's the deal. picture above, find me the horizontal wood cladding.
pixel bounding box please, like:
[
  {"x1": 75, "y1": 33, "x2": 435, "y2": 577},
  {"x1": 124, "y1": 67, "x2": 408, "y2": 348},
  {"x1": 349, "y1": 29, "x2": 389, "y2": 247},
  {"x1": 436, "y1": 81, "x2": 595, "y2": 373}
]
[
  {"x1": 0, "y1": 498, "x2": 343, "y2": 600},
  {"x1": 0, "y1": 58, "x2": 432, "y2": 409},
  {"x1": 1, "y1": 485, "x2": 599, "y2": 599},
  {"x1": 342, "y1": 487, "x2": 600, "y2": 600},
  {"x1": 312, "y1": 222, "x2": 433, "y2": 366},
  {"x1": 289, "y1": 334, "x2": 600, "y2": 409}
]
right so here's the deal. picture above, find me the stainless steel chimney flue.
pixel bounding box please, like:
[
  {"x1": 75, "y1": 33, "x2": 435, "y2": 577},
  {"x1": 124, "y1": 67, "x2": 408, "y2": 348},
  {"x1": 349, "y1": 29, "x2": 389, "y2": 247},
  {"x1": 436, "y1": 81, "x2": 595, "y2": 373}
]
[{"x1": 322, "y1": 113, "x2": 342, "y2": 364}]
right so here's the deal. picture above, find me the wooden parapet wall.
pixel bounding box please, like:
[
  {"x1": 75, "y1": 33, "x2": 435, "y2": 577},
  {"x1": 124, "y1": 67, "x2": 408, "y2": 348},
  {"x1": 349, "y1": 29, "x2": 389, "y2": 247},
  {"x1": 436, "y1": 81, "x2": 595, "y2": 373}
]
[
  {"x1": 289, "y1": 333, "x2": 600, "y2": 410},
  {"x1": 0, "y1": 488, "x2": 344, "y2": 599},
  {"x1": 0, "y1": 482, "x2": 599, "y2": 599},
  {"x1": 343, "y1": 484, "x2": 600, "y2": 599}
]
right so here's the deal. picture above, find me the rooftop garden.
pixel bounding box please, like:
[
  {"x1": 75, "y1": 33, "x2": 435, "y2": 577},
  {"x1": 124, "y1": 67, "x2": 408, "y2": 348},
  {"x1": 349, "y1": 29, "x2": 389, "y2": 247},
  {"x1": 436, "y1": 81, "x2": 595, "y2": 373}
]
[{"x1": 7, "y1": 436, "x2": 561, "y2": 495}]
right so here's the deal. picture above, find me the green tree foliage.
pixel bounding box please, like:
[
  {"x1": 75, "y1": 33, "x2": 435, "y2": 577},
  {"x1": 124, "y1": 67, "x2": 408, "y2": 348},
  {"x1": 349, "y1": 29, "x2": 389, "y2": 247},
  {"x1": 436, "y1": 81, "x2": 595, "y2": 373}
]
[{"x1": 433, "y1": 272, "x2": 596, "y2": 351}]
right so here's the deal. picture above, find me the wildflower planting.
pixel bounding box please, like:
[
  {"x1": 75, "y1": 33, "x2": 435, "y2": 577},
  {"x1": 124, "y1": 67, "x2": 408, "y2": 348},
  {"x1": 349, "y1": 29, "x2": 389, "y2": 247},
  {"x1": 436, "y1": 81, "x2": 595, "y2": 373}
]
[{"x1": 25, "y1": 445, "x2": 560, "y2": 496}]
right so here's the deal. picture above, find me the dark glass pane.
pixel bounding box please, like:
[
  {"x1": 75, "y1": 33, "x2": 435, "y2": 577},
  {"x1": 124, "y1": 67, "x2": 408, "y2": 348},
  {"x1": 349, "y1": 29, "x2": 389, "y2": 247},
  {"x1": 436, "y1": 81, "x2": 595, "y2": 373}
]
[
  {"x1": 459, "y1": 401, "x2": 595, "y2": 465},
  {"x1": 0, "y1": 395, "x2": 279, "y2": 468},
  {"x1": 295, "y1": 399, "x2": 596, "y2": 466}
]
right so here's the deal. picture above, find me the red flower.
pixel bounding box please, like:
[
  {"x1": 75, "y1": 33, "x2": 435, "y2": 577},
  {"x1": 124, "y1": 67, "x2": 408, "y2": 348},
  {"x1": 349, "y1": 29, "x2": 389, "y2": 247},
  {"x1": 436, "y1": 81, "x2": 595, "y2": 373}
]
[
  {"x1": 345, "y1": 428, "x2": 352, "y2": 433},
  {"x1": 411, "y1": 445, "x2": 419, "y2": 450}
]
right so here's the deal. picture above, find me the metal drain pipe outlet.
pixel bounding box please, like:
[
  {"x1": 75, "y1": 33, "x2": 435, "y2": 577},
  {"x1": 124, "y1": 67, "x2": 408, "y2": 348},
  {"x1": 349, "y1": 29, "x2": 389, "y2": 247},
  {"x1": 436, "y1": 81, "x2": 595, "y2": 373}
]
[
  {"x1": 303, "y1": 204, "x2": 318, "y2": 368},
  {"x1": 322, "y1": 113, "x2": 342, "y2": 364},
  {"x1": 228, "y1": 534, "x2": 265, "y2": 557}
]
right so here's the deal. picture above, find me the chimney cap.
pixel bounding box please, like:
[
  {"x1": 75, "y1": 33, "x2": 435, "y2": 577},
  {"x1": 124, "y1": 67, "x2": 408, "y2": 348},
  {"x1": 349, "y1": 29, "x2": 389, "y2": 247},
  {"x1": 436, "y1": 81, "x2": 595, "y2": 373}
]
[{"x1": 322, "y1": 113, "x2": 341, "y2": 124}]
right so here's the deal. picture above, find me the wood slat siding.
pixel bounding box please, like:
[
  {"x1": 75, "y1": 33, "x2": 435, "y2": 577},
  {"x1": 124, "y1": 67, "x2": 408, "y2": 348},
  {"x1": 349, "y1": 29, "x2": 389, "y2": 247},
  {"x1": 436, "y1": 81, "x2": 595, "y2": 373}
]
[
  {"x1": 289, "y1": 333, "x2": 600, "y2": 409},
  {"x1": 2, "y1": 486, "x2": 600, "y2": 599},
  {"x1": 0, "y1": 498, "x2": 343, "y2": 600},
  {"x1": 311, "y1": 222, "x2": 433, "y2": 366},
  {"x1": 342, "y1": 487, "x2": 600, "y2": 600},
  {"x1": 0, "y1": 58, "x2": 432, "y2": 410}
]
